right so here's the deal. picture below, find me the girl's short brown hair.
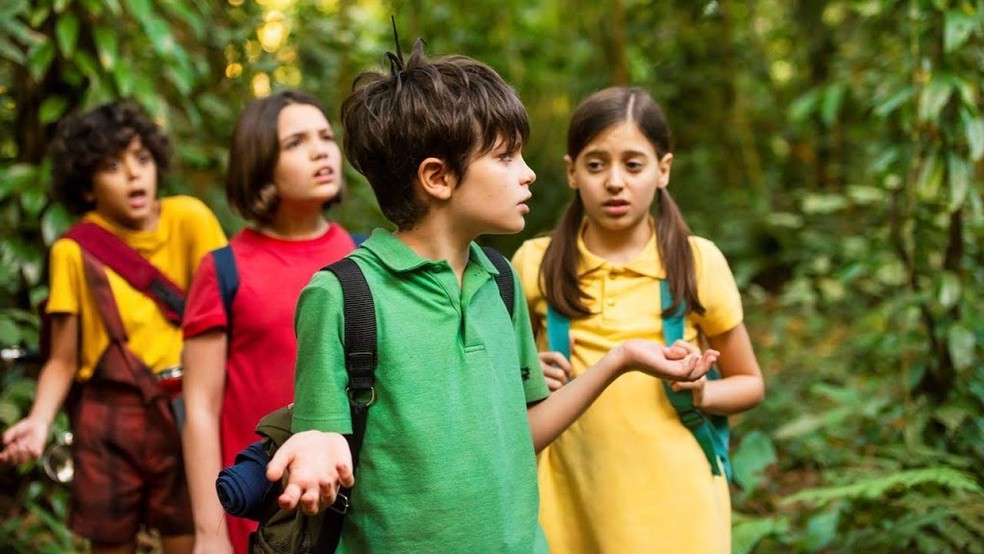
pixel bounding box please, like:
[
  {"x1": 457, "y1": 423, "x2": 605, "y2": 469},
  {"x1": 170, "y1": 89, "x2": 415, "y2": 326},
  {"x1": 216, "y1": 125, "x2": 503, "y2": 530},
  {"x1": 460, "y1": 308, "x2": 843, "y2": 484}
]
[{"x1": 225, "y1": 89, "x2": 334, "y2": 224}]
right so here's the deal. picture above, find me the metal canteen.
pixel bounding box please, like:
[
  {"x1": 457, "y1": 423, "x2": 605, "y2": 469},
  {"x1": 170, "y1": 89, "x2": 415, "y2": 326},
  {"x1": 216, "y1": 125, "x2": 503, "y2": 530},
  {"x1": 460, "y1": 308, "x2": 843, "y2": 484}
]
[
  {"x1": 156, "y1": 365, "x2": 183, "y2": 398},
  {"x1": 40, "y1": 431, "x2": 73, "y2": 484}
]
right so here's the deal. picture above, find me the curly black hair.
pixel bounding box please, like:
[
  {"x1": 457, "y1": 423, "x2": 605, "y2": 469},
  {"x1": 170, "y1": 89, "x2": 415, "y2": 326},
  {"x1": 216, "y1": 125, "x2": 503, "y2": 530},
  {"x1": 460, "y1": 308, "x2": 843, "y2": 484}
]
[{"x1": 49, "y1": 100, "x2": 172, "y2": 215}]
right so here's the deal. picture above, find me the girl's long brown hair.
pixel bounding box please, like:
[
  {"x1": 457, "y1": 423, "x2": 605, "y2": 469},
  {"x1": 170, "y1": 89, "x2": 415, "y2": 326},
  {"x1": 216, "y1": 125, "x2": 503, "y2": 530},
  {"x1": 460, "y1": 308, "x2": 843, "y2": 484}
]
[{"x1": 540, "y1": 87, "x2": 705, "y2": 319}]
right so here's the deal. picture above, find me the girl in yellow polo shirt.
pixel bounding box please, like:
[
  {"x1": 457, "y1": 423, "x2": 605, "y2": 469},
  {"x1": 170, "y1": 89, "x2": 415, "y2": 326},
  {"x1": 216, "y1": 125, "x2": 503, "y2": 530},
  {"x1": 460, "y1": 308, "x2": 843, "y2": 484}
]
[{"x1": 512, "y1": 87, "x2": 765, "y2": 553}]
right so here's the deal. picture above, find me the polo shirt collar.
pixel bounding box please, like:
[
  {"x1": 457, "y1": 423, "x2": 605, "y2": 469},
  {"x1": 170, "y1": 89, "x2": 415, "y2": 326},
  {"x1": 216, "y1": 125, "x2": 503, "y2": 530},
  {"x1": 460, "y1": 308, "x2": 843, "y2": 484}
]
[
  {"x1": 361, "y1": 228, "x2": 499, "y2": 275},
  {"x1": 576, "y1": 217, "x2": 665, "y2": 279}
]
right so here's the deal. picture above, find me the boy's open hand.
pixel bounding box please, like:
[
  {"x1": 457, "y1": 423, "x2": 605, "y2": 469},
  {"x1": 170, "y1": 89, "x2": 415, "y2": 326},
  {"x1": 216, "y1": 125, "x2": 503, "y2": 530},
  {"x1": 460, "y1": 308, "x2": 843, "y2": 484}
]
[
  {"x1": 0, "y1": 417, "x2": 49, "y2": 465},
  {"x1": 617, "y1": 339, "x2": 718, "y2": 381},
  {"x1": 266, "y1": 431, "x2": 354, "y2": 516}
]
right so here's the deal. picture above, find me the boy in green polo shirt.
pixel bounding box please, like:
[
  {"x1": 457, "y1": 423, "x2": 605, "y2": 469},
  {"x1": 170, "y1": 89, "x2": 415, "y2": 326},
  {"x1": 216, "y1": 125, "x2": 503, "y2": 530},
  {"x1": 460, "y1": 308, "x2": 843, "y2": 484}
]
[{"x1": 265, "y1": 40, "x2": 719, "y2": 552}]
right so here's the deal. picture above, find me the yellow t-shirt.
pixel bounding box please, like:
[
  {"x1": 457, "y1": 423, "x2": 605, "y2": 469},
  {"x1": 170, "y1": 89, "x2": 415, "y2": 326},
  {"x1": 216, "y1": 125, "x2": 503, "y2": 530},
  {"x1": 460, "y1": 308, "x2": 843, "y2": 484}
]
[
  {"x1": 46, "y1": 195, "x2": 227, "y2": 381},
  {"x1": 511, "y1": 223, "x2": 742, "y2": 554}
]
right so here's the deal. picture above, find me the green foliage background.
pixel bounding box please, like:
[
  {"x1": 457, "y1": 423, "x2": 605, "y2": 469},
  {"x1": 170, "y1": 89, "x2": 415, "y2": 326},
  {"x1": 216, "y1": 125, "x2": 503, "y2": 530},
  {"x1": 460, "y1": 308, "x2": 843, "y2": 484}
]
[{"x1": 1, "y1": 0, "x2": 982, "y2": 552}]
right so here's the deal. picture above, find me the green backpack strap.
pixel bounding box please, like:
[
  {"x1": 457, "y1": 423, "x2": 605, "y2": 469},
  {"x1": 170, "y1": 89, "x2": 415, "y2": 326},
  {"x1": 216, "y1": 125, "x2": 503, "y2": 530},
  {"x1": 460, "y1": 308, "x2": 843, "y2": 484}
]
[
  {"x1": 545, "y1": 305, "x2": 571, "y2": 360},
  {"x1": 660, "y1": 279, "x2": 732, "y2": 481}
]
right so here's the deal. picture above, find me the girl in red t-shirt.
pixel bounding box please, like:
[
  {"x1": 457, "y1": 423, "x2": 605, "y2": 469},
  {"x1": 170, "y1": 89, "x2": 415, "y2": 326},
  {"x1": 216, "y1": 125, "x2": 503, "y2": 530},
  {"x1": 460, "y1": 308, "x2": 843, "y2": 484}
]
[{"x1": 181, "y1": 90, "x2": 357, "y2": 554}]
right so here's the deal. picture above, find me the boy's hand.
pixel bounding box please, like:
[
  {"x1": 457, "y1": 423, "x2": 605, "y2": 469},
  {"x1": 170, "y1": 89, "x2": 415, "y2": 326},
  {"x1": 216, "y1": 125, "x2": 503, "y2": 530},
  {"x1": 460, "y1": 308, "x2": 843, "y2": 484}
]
[
  {"x1": 616, "y1": 339, "x2": 718, "y2": 381},
  {"x1": 539, "y1": 351, "x2": 572, "y2": 392},
  {"x1": 266, "y1": 431, "x2": 354, "y2": 516},
  {"x1": 0, "y1": 417, "x2": 49, "y2": 465},
  {"x1": 668, "y1": 340, "x2": 710, "y2": 407}
]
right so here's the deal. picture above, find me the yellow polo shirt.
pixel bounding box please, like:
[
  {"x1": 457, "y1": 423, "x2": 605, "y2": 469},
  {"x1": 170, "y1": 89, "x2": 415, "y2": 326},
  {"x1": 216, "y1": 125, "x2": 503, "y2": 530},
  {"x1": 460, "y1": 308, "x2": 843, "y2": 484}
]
[
  {"x1": 47, "y1": 195, "x2": 226, "y2": 381},
  {"x1": 511, "y1": 222, "x2": 742, "y2": 553}
]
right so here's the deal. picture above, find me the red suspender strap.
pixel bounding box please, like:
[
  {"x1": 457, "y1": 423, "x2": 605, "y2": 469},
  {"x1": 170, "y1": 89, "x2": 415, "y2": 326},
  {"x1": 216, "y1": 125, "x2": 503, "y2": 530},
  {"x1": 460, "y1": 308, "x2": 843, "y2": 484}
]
[
  {"x1": 80, "y1": 252, "x2": 163, "y2": 402},
  {"x1": 80, "y1": 252, "x2": 130, "y2": 344},
  {"x1": 64, "y1": 222, "x2": 185, "y2": 325}
]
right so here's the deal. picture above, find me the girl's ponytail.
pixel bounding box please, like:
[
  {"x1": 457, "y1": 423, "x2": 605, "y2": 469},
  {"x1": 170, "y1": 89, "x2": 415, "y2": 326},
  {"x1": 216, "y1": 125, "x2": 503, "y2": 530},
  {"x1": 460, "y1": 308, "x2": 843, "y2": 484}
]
[
  {"x1": 540, "y1": 193, "x2": 592, "y2": 318},
  {"x1": 656, "y1": 188, "x2": 705, "y2": 317}
]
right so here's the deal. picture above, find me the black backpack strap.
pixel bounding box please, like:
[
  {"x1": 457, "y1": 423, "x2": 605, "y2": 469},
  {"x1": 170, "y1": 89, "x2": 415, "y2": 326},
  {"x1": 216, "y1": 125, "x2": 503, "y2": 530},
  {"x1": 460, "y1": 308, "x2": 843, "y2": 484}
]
[
  {"x1": 481, "y1": 246, "x2": 515, "y2": 319},
  {"x1": 211, "y1": 245, "x2": 239, "y2": 329},
  {"x1": 315, "y1": 257, "x2": 377, "y2": 552}
]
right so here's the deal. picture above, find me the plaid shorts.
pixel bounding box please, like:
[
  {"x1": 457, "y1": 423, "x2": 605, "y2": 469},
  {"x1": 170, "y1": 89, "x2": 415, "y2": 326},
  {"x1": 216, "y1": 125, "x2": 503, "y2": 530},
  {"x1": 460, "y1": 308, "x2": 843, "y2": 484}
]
[{"x1": 69, "y1": 385, "x2": 193, "y2": 544}]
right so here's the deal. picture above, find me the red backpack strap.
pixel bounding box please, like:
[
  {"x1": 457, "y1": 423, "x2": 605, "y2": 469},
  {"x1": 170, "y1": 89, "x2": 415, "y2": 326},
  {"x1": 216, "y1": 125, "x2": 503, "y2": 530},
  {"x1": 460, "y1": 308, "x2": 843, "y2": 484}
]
[{"x1": 64, "y1": 222, "x2": 185, "y2": 325}]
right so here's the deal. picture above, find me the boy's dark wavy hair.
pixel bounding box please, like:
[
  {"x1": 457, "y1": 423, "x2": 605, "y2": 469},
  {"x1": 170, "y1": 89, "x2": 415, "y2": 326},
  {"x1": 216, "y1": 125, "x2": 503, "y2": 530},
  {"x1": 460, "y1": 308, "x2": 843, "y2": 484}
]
[
  {"x1": 49, "y1": 100, "x2": 171, "y2": 215},
  {"x1": 341, "y1": 38, "x2": 530, "y2": 229}
]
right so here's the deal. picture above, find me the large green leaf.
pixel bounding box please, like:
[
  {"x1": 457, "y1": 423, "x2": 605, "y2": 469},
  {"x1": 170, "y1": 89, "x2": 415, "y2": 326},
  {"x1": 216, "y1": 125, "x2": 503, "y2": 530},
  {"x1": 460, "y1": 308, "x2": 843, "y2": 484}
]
[
  {"x1": 803, "y1": 509, "x2": 840, "y2": 551},
  {"x1": 0, "y1": 0, "x2": 29, "y2": 20},
  {"x1": 92, "y1": 25, "x2": 118, "y2": 70},
  {"x1": 124, "y1": 0, "x2": 153, "y2": 24},
  {"x1": 821, "y1": 83, "x2": 846, "y2": 127},
  {"x1": 916, "y1": 152, "x2": 944, "y2": 201},
  {"x1": 944, "y1": 10, "x2": 977, "y2": 53},
  {"x1": 54, "y1": 12, "x2": 80, "y2": 57},
  {"x1": 947, "y1": 154, "x2": 971, "y2": 211},
  {"x1": 160, "y1": 0, "x2": 205, "y2": 39},
  {"x1": 731, "y1": 430, "x2": 778, "y2": 490},
  {"x1": 961, "y1": 108, "x2": 984, "y2": 162},
  {"x1": 0, "y1": 36, "x2": 25, "y2": 64},
  {"x1": 873, "y1": 85, "x2": 914, "y2": 118},
  {"x1": 918, "y1": 76, "x2": 954, "y2": 122},
  {"x1": 732, "y1": 516, "x2": 789, "y2": 554},
  {"x1": 947, "y1": 325, "x2": 976, "y2": 371},
  {"x1": 26, "y1": 38, "x2": 55, "y2": 82},
  {"x1": 142, "y1": 14, "x2": 176, "y2": 56},
  {"x1": 937, "y1": 271, "x2": 961, "y2": 310},
  {"x1": 784, "y1": 468, "x2": 982, "y2": 506},
  {"x1": 38, "y1": 95, "x2": 68, "y2": 124}
]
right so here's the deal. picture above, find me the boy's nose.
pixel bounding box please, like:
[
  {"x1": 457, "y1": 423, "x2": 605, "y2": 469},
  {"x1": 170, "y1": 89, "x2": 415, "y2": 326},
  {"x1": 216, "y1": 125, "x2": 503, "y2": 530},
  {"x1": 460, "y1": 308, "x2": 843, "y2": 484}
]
[
  {"x1": 124, "y1": 158, "x2": 142, "y2": 179},
  {"x1": 522, "y1": 159, "x2": 536, "y2": 186}
]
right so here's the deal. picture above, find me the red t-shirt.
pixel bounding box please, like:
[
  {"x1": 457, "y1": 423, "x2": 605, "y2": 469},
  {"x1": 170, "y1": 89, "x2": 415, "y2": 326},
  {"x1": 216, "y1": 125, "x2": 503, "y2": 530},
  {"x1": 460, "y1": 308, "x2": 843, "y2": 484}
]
[{"x1": 182, "y1": 224, "x2": 356, "y2": 553}]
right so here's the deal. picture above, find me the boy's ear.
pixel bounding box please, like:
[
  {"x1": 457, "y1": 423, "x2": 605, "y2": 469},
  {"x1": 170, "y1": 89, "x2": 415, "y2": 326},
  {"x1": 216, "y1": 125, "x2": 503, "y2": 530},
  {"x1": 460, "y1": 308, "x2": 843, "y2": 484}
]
[
  {"x1": 564, "y1": 155, "x2": 576, "y2": 190},
  {"x1": 416, "y1": 157, "x2": 455, "y2": 201}
]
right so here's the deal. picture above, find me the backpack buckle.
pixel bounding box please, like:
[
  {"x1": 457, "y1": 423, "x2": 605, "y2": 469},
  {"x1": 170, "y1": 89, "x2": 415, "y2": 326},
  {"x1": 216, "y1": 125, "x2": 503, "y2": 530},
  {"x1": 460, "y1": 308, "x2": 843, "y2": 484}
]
[
  {"x1": 677, "y1": 407, "x2": 706, "y2": 430},
  {"x1": 346, "y1": 386, "x2": 376, "y2": 407},
  {"x1": 328, "y1": 491, "x2": 350, "y2": 514}
]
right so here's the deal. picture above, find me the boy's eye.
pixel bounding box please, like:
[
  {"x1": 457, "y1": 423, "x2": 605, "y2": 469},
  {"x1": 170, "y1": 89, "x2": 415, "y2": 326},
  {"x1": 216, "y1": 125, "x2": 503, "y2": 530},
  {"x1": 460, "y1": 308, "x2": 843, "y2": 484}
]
[
  {"x1": 102, "y1": 160, "x2": 121, "y2": 171},
  {"x1": 625, "y1": 160, "x2": 644, "y2": 171},
  {"x1": 586, "y1": 160, "x2": 604, "y2": 171},
  {"x1": 137, "y1": 153, "x2": 153, "y2": 164}
]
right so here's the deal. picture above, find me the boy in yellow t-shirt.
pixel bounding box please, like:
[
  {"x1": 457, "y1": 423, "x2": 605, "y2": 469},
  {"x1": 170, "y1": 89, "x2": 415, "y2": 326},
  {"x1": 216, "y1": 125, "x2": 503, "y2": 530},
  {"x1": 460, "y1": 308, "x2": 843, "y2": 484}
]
[{"x1": 0, "y1": 101, "x2": 226, "y2": 554}]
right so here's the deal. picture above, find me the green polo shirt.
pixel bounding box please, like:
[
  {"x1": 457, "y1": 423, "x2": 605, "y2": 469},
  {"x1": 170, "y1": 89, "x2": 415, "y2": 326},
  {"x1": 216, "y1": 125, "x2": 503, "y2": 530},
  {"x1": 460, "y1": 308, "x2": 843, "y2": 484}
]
[{"x1": 292, "y1": 229, "x2": 550, "y2": 553}]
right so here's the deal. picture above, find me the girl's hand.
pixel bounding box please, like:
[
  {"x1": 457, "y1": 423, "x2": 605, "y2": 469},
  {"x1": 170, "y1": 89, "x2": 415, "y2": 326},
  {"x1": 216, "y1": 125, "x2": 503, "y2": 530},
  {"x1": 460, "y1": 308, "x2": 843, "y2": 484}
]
[
  {"x1": 670, "y1": 376, "x2": 707, "y2": 408},
  {"x1": 539, "y1": 351, "x2": 572, "y2": 392},
  {"x1": 668, "y1": 340, "x2": 712, "y2": 407},
  {"x1": 616, "y1": 339, "x2": 718, "y2": 381}
]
